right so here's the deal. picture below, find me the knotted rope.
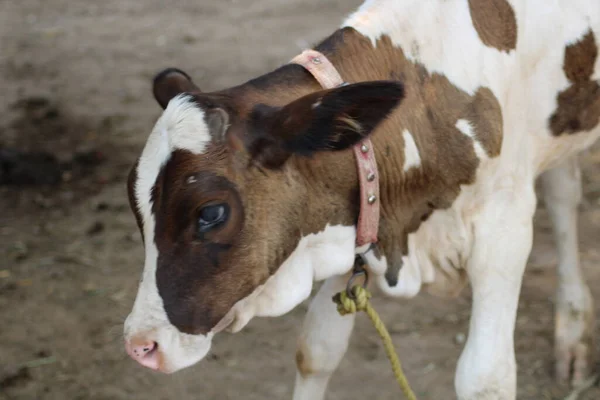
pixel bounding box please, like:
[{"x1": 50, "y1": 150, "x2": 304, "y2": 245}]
[{"x1": 333, "y1": 285, "x2": 418, "y2": 400}]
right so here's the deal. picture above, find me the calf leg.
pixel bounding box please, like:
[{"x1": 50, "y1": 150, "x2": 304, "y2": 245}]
[
  {"x1": 293, "y1": 275, "x2": 355, "y2": 400},
  {"x1": 455, "y1": 188, "x2": 536, "y2": 400},
  {"x1": 540, "y1": 157, "x2": 595, "y2": 386}
]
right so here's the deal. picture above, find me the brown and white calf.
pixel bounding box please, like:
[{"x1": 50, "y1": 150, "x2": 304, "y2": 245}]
[{"x1": 124, "y1": 0, "x2": 600, "y2": 398}]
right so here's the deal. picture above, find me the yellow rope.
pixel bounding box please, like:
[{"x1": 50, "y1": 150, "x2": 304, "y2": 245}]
[{"x1": 333, "y1": 285, "x2": 418, "y2": 400}]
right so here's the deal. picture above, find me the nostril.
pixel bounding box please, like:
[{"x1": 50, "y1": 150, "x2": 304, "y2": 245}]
[
  {"x1": 126, "y1": 339, "x2": 157, "y2": 357},
  {"x1": 141, "y1": 341, "x2": 157, "y2": 356},
  {"x1": 125, "y1": 339, "x2": 161, "y2": 371}
]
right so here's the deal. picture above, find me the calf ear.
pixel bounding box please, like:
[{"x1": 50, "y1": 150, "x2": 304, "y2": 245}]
[
  {"x1": 246, "y1": 81, "x2": 404, "y2": 168},
  {"x1": 153, "y1": 68, "x2": 201, "y2": 109}
]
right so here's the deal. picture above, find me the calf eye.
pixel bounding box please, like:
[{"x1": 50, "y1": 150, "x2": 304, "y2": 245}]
[{"x1": 197, "y1": 203, "x2": 229, "y2": 233}]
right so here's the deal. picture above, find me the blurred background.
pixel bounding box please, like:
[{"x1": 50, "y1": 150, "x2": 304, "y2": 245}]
[{"x1": 1, "y1": 1, "x2": 599, "y2": 399}]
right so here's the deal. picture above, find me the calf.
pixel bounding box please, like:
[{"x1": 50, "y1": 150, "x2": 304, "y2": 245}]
[{"x1": 124, "y1": 0, "x2": 600, "y2": 398}]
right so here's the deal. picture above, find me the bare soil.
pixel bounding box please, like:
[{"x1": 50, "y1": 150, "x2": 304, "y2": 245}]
[{"x1": 1, "y1": 1, "x2": 599, "y2": 399}]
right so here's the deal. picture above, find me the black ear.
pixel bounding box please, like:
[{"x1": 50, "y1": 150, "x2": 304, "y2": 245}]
[
  {"x1": 246, "y1": 81, "x2": 404, "y2": 168},
  {"x1": 153, "y1": 68, "x2": 201, "y2": 109}
]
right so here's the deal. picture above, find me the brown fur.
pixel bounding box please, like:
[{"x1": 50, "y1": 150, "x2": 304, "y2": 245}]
[
  {"x1": 128, "y1": 27, "x2": 506, "y2": 332},
  {"x1": 295, "y1": 347, "x2": 314, "y2": 378},
  {"x1": 550, "y1": 30, "x2": 600, "y2": 136},
  {"x1": 465, "y1": 88, "x2": 504, "y2": 157},
  {"x1": 468, "y1": 0, "x2": 517, "y2": 52},
  {"x1": 310, "y1": 29, "x2": 501, "y2": 281}
]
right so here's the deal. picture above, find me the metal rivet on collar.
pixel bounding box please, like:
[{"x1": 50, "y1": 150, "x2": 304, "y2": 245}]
[
  {"x1": 367, "y1": 171, "x2": 376, "y2": 182},
  {"x1": 360, "y1": 144, "x2": 369, "y2": 153},
  {"x1": 367, "y1": 194, "x2": 377, "y2": 204},
  {"x1": 312, "y1": 57, "x2": 321, "y2": 64}
]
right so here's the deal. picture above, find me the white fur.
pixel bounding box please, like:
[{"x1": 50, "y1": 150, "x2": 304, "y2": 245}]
[
  {"x1": 227, "y1": 225, "x2": 357, "y2": 333},
  {"x1": 355, "y1": 244, "x2": 388, "y2": 276},
  {"x1": 125, "y1": 95, "x2": 214, "y2": 373},
  {"x1": 402, "y1": 129, "x2": 421, "y2": 171},
  {"x1": 123, "y1": 238, "x2": 214, "y2": 373},
  {"x1": 540, "y1": 157, "x2": 595, "y2": 385},
  {"x1": 343, "y1": 0, "x2": 514, "y2": 97},
  {"x1": 377, "y1": 255, "x2": 421, "y2": 297},
  {"x1": 455, "y1": 187, "x2": 536, "y2": 399},
  {"x1": 157, "y1": 94, "x2": 211, "y2": 155},
  {"x1": 293, "y1": 276, "x2": 356, "y2": 400},
  {"x1": 375, "y1": 187, "x2": 473, "y2": 299},
  {"x1": 135, "y1": 95, "x2": 210, "y2": 229},
  {"x1": 456, "y1": 119, "x2": 488, "y2": 160}
]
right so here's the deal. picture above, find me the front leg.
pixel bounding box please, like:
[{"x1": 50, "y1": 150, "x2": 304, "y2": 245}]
[
  {"x1": 293, "y1": 275, "x2": 355, "y2": 400},
  {"x1": 456, "y1": 189, "x2": 536, "y2": 400}
]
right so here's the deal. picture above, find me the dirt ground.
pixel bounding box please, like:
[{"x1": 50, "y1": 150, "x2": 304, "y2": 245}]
[{"x1": 1, "y1": 1, "x2": 600, "y2": 399}]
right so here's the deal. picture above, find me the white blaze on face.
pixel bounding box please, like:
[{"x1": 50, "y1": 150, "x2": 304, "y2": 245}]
[
  {"x1": 135, "y1": 94, "x2": 211, "y2": 230},
  {"x1": 124, "y1": 95, "x2": 216, "y2": 373}
]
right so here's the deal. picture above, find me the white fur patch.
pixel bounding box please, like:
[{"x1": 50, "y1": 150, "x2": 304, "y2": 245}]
[
  {"x1": 355, "y1": 245, "x2": 388, "y2": 276},
  {"x1": 376, "y1": 255, "x2": 422, "y2": 297},
  {"x1": 294, "y1": 275, "x2": 356, "y2": 398},
  {"x1": 123, "y1": 237, "x2": 214, "y2": 373},
  {"x1": 159, "y1": 95, "x2": 211, "y2": 155},
  {"x1": 342, "y1": 0, "x2": 513, "y2": 97},
  {"x1": 455, "y1": 119, "x2": 488, "y2": 159},
  {"x1": 228, "y1": 225, "x2": 357, "y2": 333},
  {"x1": 125, "y1": 94, "x2": 214, "y2": 373},
  {"x1": 135, "y1": 95, "x2": 211, "y2": 228},
  {"x1": 402, "y1": 129, "x2": 421, "y2": 171},
  {"x1": 375, "y1": 186, "x2": 476, "y2": 299}
]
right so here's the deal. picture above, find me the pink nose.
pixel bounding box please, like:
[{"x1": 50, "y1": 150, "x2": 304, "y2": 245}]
[{"x1": 125, "y1": 339, "x2": 160, "y2": 370}]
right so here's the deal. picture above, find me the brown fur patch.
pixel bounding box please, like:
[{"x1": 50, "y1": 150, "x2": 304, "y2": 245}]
[
  {"x1": 564, "y1": 31, "x2": 597, "y2": 82},
  {"x1": 464, "y1": 88, "x2": 504, "y2": 157},
  {"x1": 550, "y1": 30, "x2": 600, "y2": 136},
  {"x1": 468, "y1": 0, "x2": 517, "y2": 52},
  {"x1": 295, "y1": 348, "x2": 314, "y2": 378}
]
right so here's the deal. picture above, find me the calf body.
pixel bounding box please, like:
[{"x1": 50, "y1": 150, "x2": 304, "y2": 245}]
[{"x1": 124, "y1": 0, "x2": 600, "y2": 398}]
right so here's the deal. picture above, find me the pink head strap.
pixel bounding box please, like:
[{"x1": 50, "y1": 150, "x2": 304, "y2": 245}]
[{"x1": 290, "y1": 49, "x2": 380, "y2": 247}]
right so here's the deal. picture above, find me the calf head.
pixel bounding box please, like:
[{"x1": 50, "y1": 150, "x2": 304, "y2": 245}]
[{"x1": 124, "y1": 68, "x2": 404, "y2": 373}]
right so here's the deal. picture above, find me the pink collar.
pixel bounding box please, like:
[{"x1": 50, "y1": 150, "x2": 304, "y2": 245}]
[{"x1": 291, "y1": 50, "x2": 380, "y2": 247}]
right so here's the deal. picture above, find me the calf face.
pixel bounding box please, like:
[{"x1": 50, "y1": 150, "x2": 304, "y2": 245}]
[{"x1": 124, "y1": 68, "x2": 404, "y2": 372}]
